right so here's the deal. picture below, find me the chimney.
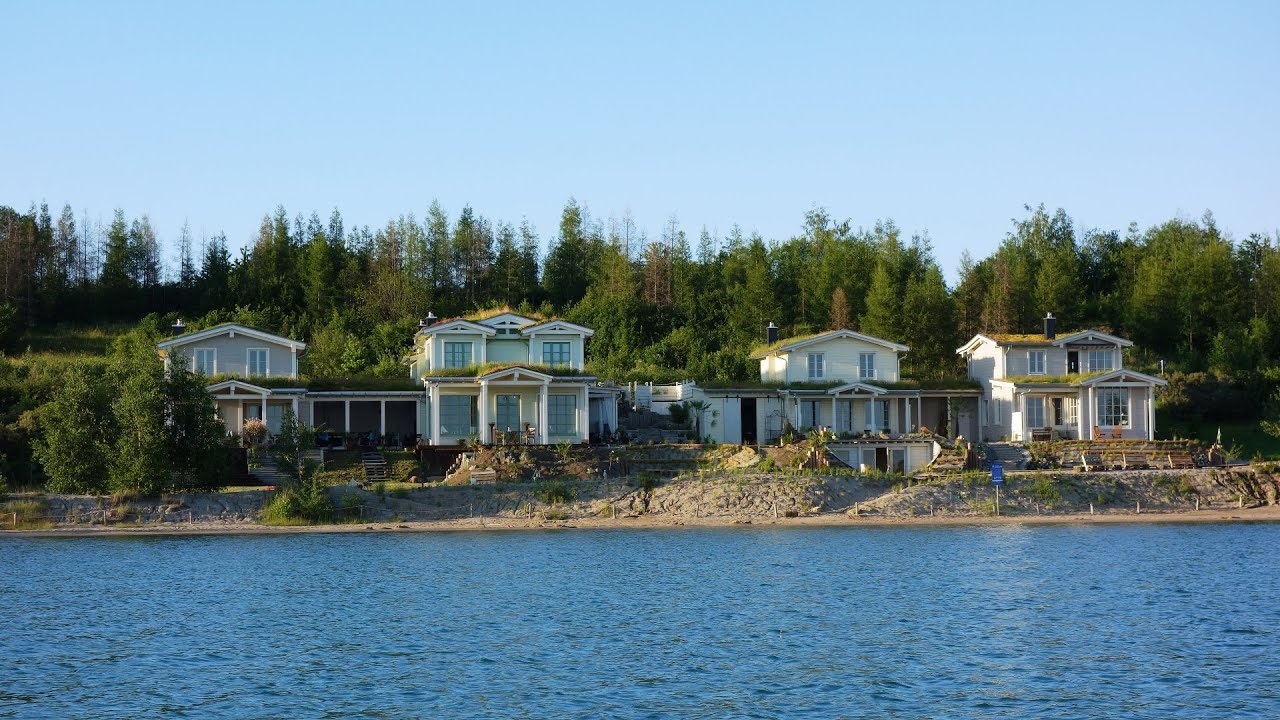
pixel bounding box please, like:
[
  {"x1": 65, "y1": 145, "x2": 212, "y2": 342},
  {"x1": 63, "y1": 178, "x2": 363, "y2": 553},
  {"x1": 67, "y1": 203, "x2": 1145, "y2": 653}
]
[
  {"x1": 767, "y1": 322, "x2": 779, "y2": 344},
  {"x1": 418, "y1": 312, "x2": 438, "y2": 332},
  {"x1": 170, "y1": 318, "x2": 185, "y2": 336},
  {"x1": 1043, "y1": 313, "x2": 1056, "y2": 340}
]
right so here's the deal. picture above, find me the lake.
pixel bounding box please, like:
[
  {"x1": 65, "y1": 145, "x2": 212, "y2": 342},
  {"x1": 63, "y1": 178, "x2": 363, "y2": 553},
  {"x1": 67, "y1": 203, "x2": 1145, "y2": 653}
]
[{"x1": 2, "y1": 524, "x2": 1279, "y2": 719}]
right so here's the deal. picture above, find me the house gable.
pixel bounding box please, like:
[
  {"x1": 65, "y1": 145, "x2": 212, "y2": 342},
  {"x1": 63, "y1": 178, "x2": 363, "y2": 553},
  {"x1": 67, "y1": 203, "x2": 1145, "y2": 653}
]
[{"x1": 157, "y1": 324, "x2": 304, "y2": 379}]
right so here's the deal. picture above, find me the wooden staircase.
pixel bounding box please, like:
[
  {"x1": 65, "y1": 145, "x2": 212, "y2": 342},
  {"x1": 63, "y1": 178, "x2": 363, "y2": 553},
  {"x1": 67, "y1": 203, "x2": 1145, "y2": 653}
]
[{"x1": 362, "y1": 452, "x2": 390, "y2": 484}]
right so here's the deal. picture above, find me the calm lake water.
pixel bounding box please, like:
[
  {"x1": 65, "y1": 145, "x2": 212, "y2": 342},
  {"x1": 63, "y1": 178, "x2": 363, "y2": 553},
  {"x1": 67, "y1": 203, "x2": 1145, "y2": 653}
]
[{"x1": 2, "y1": 524, "x2": 1279, "y2": 719}]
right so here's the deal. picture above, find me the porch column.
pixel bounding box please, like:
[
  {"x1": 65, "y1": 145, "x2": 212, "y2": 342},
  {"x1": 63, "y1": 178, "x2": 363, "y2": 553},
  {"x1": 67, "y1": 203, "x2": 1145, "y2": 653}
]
[
  {"x1": 1087, "y1": 386, "x2": 1095, "y2": 436},
  {"x1": 237, "y1": 402, "x2": 244, "y2": 434},
  {"x1": 478, "y1": 381, "x2": 490, "y2": 443},
  {"x1": 344, "y1": 400, "x2": 351, "y2": 434},
  {"x1": 1148, "y1": 385, "x2": 1156, "y2": 440},
  {"x1": 429, "y1": 384, "x2": 441, "y2": 445},
  {"x1": 379, "y1": 400, "x2": 386, "y2": 437},
  {"x1": 538, "y1": 381, "x2": 549, "y2": 444},
  {"x1": 905, "y1": 397, "x2": 912, "y2": 434},
  {"x1": 309, "y1": 399, "x2": 315, "y2": 428},
  {"x1": 579, "y1": 384, "x2": 589, "y2": 443},
  {"x1": 830, "y1": 396, "x2": 837, "y2": 433},
  {"x1": 260, "y1": 395, "x2": 267, "y2": 425},
  {"x1": 291, "y1": 396, "x2": 298, "y2": 421}
]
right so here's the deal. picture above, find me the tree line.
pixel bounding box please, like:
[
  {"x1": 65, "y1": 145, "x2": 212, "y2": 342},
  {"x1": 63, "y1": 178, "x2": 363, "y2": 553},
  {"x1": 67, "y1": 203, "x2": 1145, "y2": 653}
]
[{"x1": 4, "y1": 199, "x2": 1278, "y2": 383}]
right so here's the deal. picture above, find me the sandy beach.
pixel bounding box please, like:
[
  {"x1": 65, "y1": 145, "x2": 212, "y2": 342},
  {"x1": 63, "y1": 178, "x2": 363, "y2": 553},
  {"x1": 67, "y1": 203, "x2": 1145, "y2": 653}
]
[{"x1": 6, "y1": 504, "x2": 1280, "y2": 538}]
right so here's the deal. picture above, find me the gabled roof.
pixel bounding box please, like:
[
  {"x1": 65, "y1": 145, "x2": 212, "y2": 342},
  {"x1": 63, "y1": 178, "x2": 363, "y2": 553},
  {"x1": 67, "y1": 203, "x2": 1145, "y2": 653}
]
[
  {"x1": 1077, "y1": 368, "x2": 1167, "y2": 386},
  {"x1": 749, "y1": 329, "x2": 908, "y2": 359},
  {"x1": 478, "y1": 365, "x2": 555, "y2": 382},
  {"x1": 478, "y1": 312, "x2": 538, "y2": 328},
  {"x1": 158, "y1": 323, "x2": 306, "y2": 351},
  {"x1": 520, "y1": 319, "x2": 595, "y2": 337},
  {"x1": 205, "y1": 379, "x2": 273, "y2": 395},
  {"x1": 1052, "y1": 330, "x2": 1133, "y2": 348},
  {"x1": 827, "y1": 381, "x2": 888, "y2": 396},
  {"x1": 957, "y1": 329, "x2": 1132, "y2": 355},
  {"x1": 419, "y1": 319, "x2": 497, "y2": 336}
]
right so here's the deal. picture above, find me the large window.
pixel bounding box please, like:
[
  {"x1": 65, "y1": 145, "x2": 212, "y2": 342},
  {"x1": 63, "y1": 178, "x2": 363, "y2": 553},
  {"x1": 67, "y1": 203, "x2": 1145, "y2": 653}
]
[
  {"x1": 496, "y1": 394, "x2": 521, "y2": 431},
  {"x1": 194, "y1": 348, "x2": 216, "y2": 375},
  {"x1": 1028, "y1": 351, "x2": 1045, "y2": 375},
  {"x1": 859, "y1": 353, "x2": 877, "y2": 380},
  {"x1": 542, "y1": 342, "x2": 570, "y2": 367},
  {"x1": 440, "y1": 395, "x2": 477, "y2": 436},
  {"x1": 1025, "y1": 396, "x2": 1045, "y2": 428},
  {"x1": 1097, "y1": 388, "x2": 1129, "y2": 427},
  {"x1": 248, "y1": 348, "x2": 269, "y2": 376},
  {"x1": 1088, "y1": 349, "x2": 1113, "y2": 372},
  {"x1": 800, "y1": 399, "x2": 823, "y2": 428},
  {"x1": 548, "y1": 395, "x2": 577, "y2": 436},
  {"x1": 807, "y1": 353, "x2": 825, "y2": 380},
  {"x1": 865, "y1": 399, "x2": 889, "y2": 431},
  {"x1": 444, "y1": 342, "x2": 473, "y2": 369}
]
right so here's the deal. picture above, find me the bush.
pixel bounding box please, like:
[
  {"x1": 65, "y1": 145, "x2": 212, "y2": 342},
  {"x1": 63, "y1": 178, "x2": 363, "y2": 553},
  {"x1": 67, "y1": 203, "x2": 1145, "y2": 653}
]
[{"x1": 537, "y1": 478, "x2": 574, "y2": 505}]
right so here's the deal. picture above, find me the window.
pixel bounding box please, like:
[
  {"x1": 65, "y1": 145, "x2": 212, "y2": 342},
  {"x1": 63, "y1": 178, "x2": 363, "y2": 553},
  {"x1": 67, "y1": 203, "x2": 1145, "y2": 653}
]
[
  {"x1": 1025, "y1": 396, "x2": 1045, "y2": 428},
  {"x1": 194, "y1": 348, "x2": 216, "y2": 375},
  {"x1": 864, "y1": 399, "x2": 889, "y2": 430},
  {"x1": 548, "y1": 395, "x2": 577, "y2": 436},
  {"x1": 247, "y1": 348, "x2": 269, "y2": 376},
  {"x1": 496, "y1": 395, "x2": 521, "y2": 430},
  {"x1": 859, "y1": 353, "x2": 876, "y2": 380},
  {"x1": 1097, "y1": 388, "x2": 1129, "y2": 427},
  {"x1": 1028, "y1": 351, "x2": 1045, "y2": 375},
  {"x1": 542, "y1": 342, "x2": 571, "y2": 367},
  {"x1": 807, "y1": 353, "x2": 825, "y2": 380},
  {"x1": 800, "y1": 399, "x2": 823, "y2": 428},
  {"x1": 891, "y1": 448, "x2": 906, "y2": 474},
  {"x1": 1089, "y1": 350, "x2": 1113, "y2": 372},
  {"x1": 440, "y1": 395, "x2": 477, "y2": 436},
  {"x1": 444, "y1": 342, "x2": 473, "y2": 369},
  {"x1": 1062, "y1": 397, "x2": 1078, "y2": 426}
]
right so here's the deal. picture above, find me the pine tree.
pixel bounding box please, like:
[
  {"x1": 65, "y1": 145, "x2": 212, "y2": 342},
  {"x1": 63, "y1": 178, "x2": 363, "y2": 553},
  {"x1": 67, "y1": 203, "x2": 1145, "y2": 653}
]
[{"x1": 829, "y1": 287, "x2": 852, "y2": 330}]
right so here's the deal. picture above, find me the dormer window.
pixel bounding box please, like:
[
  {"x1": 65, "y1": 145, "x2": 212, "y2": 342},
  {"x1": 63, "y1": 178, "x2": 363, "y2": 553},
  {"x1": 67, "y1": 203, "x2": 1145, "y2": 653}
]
[
  {"x1": 444, "y1": 342, "x2": 473, "y2": 369},
  {"x1": 859, "y1": 353, "x2": 876, "y2": 381},
  {"x1": 542, "y1": 341, "x2": 571, "y2": 367},
  {"x1": 807, "y1": 353, "x2": 825, "y2": 379},
  {"x1": 1028, "y1": 350, "x2": 1045, "y2": 375},
  {"x1": 1088, "y1": 350, "x2": 1113, "y2": 372}
]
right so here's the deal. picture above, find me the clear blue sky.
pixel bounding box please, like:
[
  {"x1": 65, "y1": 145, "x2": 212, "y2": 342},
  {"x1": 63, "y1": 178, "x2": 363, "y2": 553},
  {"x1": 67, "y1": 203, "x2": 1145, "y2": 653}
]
[{"x1": 3, "y1": 1, "x2": 1277, "y2": 282}]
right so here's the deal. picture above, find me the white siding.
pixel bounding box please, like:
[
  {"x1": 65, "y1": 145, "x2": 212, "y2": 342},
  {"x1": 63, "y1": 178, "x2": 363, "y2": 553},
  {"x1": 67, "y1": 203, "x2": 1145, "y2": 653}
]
[{"x1": 780, "y1": 337, "x2": 900, "y2": 384}]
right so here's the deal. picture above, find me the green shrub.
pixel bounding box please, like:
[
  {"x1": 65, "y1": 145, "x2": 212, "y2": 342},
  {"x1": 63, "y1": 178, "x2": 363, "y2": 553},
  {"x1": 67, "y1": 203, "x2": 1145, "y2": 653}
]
[
  {"x1": 1027, "y1": 475, "x2": 1063, "y2": 504},
  {"x1": 537, "y1": 478, "x2": 574, "y2": 505}
]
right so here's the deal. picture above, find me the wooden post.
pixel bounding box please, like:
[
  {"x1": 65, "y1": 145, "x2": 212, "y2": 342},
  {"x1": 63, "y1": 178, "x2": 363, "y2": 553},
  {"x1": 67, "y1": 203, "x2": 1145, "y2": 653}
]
[
  {"x1": 1136, "y1": 500, "x2": 1141, "y2": 514},
  {"x1": 1089, "y1": 502, "x2": 1094, "y2": 515},
  {"x1": 1195, "y1": 496, "x2": 1200, "y2": 511}
]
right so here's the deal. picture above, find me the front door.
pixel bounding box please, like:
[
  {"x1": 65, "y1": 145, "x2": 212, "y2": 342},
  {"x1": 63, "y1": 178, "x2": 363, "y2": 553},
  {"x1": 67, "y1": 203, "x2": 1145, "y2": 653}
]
[
  {"x1": 1051, "y1": 397, "x2": 1064, "y2": 426},
  {"x1": 1067, "y1": 351, "x2": 1079, "y2": 374},
  {"x1": 740, "y1": 398, "x2": 758, "y2": 445}
]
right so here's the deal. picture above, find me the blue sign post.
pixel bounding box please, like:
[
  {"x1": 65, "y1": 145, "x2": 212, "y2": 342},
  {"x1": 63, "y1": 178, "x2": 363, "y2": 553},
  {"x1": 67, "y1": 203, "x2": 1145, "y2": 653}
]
[{"x1": 991, "y1": 463, "x2": 1003, "y2": 516}]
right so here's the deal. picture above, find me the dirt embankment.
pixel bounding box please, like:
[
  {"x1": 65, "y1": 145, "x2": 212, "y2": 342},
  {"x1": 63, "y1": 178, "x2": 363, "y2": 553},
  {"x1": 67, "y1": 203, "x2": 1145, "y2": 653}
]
[{"x1": 6, "y1": 466, "x2": 1279, "y2": 534}]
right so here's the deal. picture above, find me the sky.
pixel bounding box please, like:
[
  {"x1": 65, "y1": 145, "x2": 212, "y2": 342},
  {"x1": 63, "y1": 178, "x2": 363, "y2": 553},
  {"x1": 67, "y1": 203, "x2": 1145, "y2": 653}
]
[{"x1": 3, "y1": 1, "x2": 1277, "y2": 282}]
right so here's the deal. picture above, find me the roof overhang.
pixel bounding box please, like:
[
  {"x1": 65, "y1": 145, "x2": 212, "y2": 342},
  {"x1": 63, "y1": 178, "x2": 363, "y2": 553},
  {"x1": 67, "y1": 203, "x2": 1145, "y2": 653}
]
[
  {"x1": 783, "y1": 330, "x2": 908, "y2": 355},
  {"x1": 205, "y1": 379, "x2": 273, "y2": 395},
  {"x1": 418, "y1": 319, "x2": 497, "y2": 336},
  {"x1": 827, "y1": 382, "x2": 888, "y2": 396},
  {"x1": 520, "y1": 320, "x2": 595, "y2": 337},
  {"x1": 1077, "y1": 369, "x2": 1167, "y2": 386},
  {"x1": 956, "y1": 334, "x2": 997, "y2": 356},
  {"x1": 158, "y1": 324, "x2": 306, "y2": 352},
  {"x1": 1052, "y1": 330, "x2": 1133, "y2": 348}
]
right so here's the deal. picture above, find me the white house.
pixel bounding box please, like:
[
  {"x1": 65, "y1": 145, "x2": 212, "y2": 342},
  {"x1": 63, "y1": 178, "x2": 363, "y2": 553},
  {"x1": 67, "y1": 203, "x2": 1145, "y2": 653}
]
[
  {"x1": 413, "y1": 311, "x2": 620, "y2": 446},
  {"x1": 647, "y1": 326, "x2": 981, "y2": 474},
  {"x1": 956, "y1": 314, "x2": 1167, "y2": 442}
]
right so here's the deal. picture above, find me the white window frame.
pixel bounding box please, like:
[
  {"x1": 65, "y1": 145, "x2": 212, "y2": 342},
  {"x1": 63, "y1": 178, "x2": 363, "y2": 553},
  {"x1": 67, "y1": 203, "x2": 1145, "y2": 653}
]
[
  {"x1": 193, "y1": 348, "x2": 216, "y2": 376},
  {"x1": 1028, "y1": 350, "x2": 1046, "y2": 375},
  {"x1": 496, "y1": 394, "x2": 521, "y2": 431},
  {"x1": 440, "y1": 395, "x2": 477, "y2": 436},
  {"x1": 1025, "y1": 396, "x2": 1045, "y2": 428},
  {"x1": 807, "y1": 353, "x2": 825, "y2": 380},
  {"x1": 443, "y1": 341, "x2": 473, "y2": 369},
  {"x1": 542, "y1": 341, "x2": 571, "y2": 367},
  {"x1": 247, "y1": 348, "x2": 269, "y2": 376},
  {"x1": 1088, "y1": 349, "x2": 1113, "y2": 373},
  {"x1": 548, "y1": 394, "x2": 577, "y2": 436},
  {"x1": 859, "y1": 352, "x2": 877, "y2": 381},
  {"x1": 1096, "y1": 388, "x2": 1129, "y2": 427}
]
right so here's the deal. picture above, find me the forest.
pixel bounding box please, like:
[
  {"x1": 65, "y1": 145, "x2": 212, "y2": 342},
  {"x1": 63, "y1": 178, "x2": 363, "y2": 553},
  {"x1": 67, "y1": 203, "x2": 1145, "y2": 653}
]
[{"x1": 2, "y1": 198, "x2": 1279, "y2": 487}]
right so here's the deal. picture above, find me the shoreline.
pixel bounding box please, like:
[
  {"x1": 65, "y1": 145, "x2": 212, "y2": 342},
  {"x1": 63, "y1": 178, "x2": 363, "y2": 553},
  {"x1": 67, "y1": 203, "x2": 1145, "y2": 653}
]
[{"x1": 5, "y1": 505, "x2": 1280, "y2": 538}]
